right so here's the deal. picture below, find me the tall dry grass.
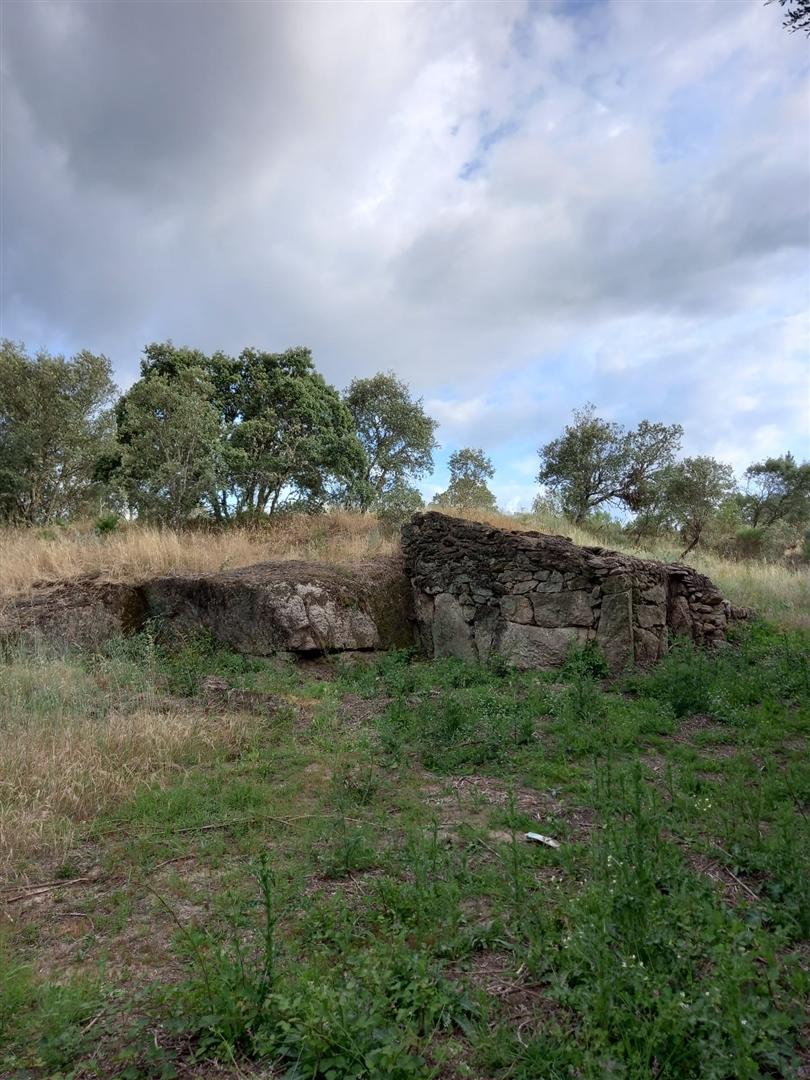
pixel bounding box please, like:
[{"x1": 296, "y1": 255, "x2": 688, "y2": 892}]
[
  {"x1": 1, "y1": 507, "x2": 807, "y2": 626},
  {"x1": 0, "y1": 649, "x2": 251, "y2": 877},
  {"x1": 0, "y1": 511, "x2": 396, "y2": 597}
]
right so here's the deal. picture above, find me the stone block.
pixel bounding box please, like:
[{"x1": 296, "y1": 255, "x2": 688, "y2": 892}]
[
  {"x1": 432, "y1": 592, "x2": 477, "y2": 661},
  {"x1": 635, "y1": 604, "x2": 664, "y2": 630},
  {"x1": 500, "y1": 594, "x2": 534, "y2": 624},
  {"x1": 596, "y1": 589, "x2": 634, "y2": 672},
  {"x1": 531, "y1": 589, "x2": 594, "y2": 628},
  {"x1": 498, "y1": 623, "x2": 589, "y2": 669}
]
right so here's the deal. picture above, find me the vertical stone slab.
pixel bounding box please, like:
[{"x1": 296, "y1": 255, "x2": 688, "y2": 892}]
[
  {"x1": 432, "y1": 592, "x2": 477, "y2": 661},
  {"x1": 596, "y1": 587, "x2": 634, "y2": 672},
  {"x1": 474, "y1": 604, "x2": 501, "y2": 663},
  {"x1": 413, "y1": 592, "x2": 436, "y2": 656}
]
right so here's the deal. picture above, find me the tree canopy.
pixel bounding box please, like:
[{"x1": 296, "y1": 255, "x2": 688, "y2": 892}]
[
  {"x1": 656, "y1": 456, "x2": 737, "y2": 558},
  {"x1": 0, "y1": 341, "x2": 117, "y2": 524},
  {"x1": 741, "y1": 453, "x2": 810, "y2": 529},
  {"x1": 767, "y1": 0, "x2": 810, "y2": 34},
  {"x1": 116, "y1": 342, "x2": 365, "y2": 522},
  {"x1": 536, "y1": 405, "x2": 682, "y2": 523},
  {"x1": 342, "y1": 372, "x2": 437, "y2": 512},
  {"x1": 220, "y1": 347, "x2": 364, "y2": 520},
  {"x1": 116, "y1": 365, "x2": 223, "y2": 525},
  {"x1": 434, "y1": 448, "x2": 497, "y2": 511}
]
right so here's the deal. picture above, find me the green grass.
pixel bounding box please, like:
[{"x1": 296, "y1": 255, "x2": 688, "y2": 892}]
[{"x1": 1, "y1": 623, "x2": 808, "y2": 1078}]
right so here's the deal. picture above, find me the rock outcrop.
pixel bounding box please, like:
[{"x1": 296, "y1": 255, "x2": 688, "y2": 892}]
[
  {"x1": 1, "y1": 516, "x2": 739, "y2": 671},
  {"x1": 402, "y1": 512, "x2": 737, "y2": 671},
  {"x1": 0, "y1": 576, "x2": 148, "y2": 651},
  {"x1": 142, "y1": 556, "x2": 413, "y2": 654},
  {"x1": 0, "y1": 557, "x2": 413, "y2": 655}
]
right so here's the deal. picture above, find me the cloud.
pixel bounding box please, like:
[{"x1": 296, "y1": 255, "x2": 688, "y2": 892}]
[{"x1": 2, "y1": 0, "x2": 807, "y2": 505}]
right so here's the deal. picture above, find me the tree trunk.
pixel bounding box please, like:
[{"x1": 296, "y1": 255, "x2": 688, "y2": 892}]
[{"x1": 679, "y1": 531, "x2": 700, "y2": 560}]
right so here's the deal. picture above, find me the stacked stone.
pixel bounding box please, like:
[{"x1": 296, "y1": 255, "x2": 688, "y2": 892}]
[{"x1": 401, "y1": 512, "x2": 735, "y2": 672}]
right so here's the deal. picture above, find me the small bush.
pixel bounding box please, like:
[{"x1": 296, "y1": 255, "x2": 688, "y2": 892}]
[
  {"x1": 630, "y1": 638, "x2": 715, "y2": 717},
  {"x1": 733, "y1": 526, "x2": 766, "y2": 561},
  {"x1": 94, "y1": 512, "x2": 120, "y2": 536},
  {"x1": 561, "y1": 640, "x2": 610, "y2": 682}
]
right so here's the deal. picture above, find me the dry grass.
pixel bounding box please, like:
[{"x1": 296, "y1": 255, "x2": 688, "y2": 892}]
[
  {"x1": 683, "y1": 550, "x2": 810, "y2": 628},
  {"x1": 0, "y1": 654, "x2": 251, "y2": 875},
  {"x1": 1, "y1": 506, "x2": 807, "y2": 627},
  {"x1": 0, "y1": 511, "x2": 396, "y2": 596}
]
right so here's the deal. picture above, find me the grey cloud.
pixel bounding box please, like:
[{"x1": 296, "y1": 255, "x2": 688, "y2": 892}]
[
  {"x1": 5, "y1": 2, "x2": 313, "y2": 200},
  {"x1": 1, "y1": 0, "x2": 807, "y2": 470}
]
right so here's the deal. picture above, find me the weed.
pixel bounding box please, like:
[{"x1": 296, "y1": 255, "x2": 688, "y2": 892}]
[
  {"x1": 170, "y1": 858, "x2": 475, "y2": 1077},
  {"x1": 379, "y1": 682, "x2": 545, "y2": 771},
  {"x1": 0, "y1": 939, "x2": 104, "y2": 1075},
  {"x1": 94, "y1": 512, "x2": 120, "y2": 536},
  {"x1": 561, "y1": 640, "x2": 610, "y2": 681},
  {"x1": 1, "y1": 619, "x2": 807, "y2": 1078}
]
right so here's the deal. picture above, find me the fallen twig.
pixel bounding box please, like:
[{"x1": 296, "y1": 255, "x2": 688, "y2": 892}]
[
  {"x1": 2, "y1": 875, "x2": 96, "y2": 903},
  {"x1": 81, "y1": 1011, "x2": 105, "y2": 1035},
  {"x1": 138, "y1": 810, "x2": 400, "y2": 836},
  {"x1": 711, "y1": 846, "x2": 760, "y2": 901},
  {"x1": 149, "y1": 853, "x2": 198, "y2": 871}
]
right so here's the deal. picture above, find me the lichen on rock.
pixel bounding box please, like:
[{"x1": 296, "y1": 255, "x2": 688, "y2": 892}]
[
  {"x1": 1, "y1": 514, "x2": 741, "y2": 671},
  {"x1": 402, "y1": 511, "x2": 739, "y2": 672}
]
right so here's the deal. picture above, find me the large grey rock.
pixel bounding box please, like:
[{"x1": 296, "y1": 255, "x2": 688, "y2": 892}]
[
  {"x1": 143, "y1": 557, "x2": 414, "y2": 654},
  {"x1": 1, "y1": 556, "x2": 414, "y2": 656},
  {"x1": 0, "y1": 577, "x2": 147, "y2": 650},
  {"x1": 402, "y1": 512, "x2": 740, "y2": 672}
]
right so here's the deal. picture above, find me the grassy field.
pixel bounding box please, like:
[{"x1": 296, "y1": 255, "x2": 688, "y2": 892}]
[
  {"x1": 1, "y1": 617, "x2": 808, "y2": 1079},
  {"x1": 2, "y1": 511, "x2": 809, "y2": 1077},
  {"x1": 2, "y1": 508, "x2": 808, "y2": 628}
]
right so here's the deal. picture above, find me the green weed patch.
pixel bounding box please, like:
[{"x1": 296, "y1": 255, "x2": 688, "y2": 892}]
[{"x1": 1, "y1": 623, "x2": 808, "y2": 1078}]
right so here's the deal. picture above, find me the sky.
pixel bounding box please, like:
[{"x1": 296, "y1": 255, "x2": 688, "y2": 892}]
[{"x1": 2, "y1": 0, "x2": 809, "y2": 509}]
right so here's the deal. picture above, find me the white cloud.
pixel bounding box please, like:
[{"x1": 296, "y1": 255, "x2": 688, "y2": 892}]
[{"x1": 1, "y1": 0, "x2": 807, "y2": 485}]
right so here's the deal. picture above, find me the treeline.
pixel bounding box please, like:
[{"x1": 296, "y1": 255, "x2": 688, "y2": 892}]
[
  {"x1": 1, "y1": 340, "x2": 808, "y2": 562},
  {"x1": 534, "y1": 405, "x2": 810, "y2": 560},
  {"x1": 0, "y1": 341, "x2": 440, "y2": 528}
]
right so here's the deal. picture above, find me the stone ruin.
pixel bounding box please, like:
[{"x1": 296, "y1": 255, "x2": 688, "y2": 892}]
[
  {"x1": 402, "y1": 512, "x2": 738, "y2": 671},
  {"x1": 0, "y1": 512, "x2": 741, "y2": 672}
]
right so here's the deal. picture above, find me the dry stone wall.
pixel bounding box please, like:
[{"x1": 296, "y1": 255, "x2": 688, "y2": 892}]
[{"x1": 402, "y1": 512, "x2": 737, "y2": 671}]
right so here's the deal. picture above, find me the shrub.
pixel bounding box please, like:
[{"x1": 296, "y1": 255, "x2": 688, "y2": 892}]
[
  {"x1": 733, "y1": 526, "x2": 766, "y2": 560},
  {"x1": 94, "y1": 512, "x2": 120, "y2": 536}
]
